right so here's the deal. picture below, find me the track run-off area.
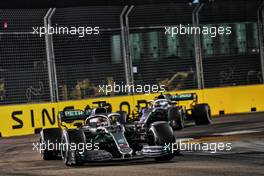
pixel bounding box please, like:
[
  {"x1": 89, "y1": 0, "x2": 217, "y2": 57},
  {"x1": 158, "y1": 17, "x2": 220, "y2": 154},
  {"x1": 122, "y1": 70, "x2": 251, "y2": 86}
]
[{"x1": 0, "y1": 113, "x2": 264, "y2": 176}]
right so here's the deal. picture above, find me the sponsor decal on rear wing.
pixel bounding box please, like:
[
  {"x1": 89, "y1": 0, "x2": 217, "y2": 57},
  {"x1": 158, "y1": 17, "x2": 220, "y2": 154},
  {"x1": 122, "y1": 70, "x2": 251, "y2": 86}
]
[
  {"x1": 171, "y1": 93, "x2": 197, "y2": 101},
  {"x1": 59, "y1": 110, "x2": 87, "y2": 122}
]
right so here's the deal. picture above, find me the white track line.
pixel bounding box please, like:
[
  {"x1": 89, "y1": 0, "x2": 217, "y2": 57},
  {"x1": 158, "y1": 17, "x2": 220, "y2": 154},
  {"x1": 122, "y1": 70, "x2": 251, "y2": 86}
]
[
  {"x1": 176, "y1": 138, "x2": 194, "y2": 142},
  {"x1": 212, "y1": 130, "x2": 261, "y2": 136}
]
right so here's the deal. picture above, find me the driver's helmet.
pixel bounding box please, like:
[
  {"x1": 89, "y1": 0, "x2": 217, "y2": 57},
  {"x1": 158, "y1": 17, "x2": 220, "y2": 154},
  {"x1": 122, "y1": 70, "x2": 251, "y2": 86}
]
[
  {"x1": 89, "y1": 117, "x2": 108, "y2": 127},
  {"x1": 157, "y1": 94, "x2": 166, "y2": 99},
  {"x1": 110, "y1": 115, "x2": 119, "y2": 124},
  {"x1": 155, "y1": 100, "x2": 169, "y2": 108},
  {"x1": 156, "y1": 93, "x2": 172, "y2": 100}
]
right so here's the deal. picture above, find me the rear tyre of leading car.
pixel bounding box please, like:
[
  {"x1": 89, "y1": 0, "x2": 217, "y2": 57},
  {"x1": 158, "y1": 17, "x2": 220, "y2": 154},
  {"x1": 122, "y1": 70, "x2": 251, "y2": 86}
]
[{"x1": 193, "y1": 104, "x2": 211, "y2": 125}]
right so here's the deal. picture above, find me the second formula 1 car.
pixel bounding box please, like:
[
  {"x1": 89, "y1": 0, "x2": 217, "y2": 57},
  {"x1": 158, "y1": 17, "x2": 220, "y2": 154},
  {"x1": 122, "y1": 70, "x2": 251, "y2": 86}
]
[{"x1": 134, "y1": 93, "x2": 211, "y2": 130}]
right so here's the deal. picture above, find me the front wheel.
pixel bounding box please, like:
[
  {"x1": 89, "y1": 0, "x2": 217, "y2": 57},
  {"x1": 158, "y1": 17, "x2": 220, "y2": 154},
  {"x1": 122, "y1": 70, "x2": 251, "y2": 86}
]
[
  {"x1": 148, "y1": 122, "x2": 177, "y2": 161},
  {"x1": 61, "y1": 132, "x2": 69, "y2": 165},
  {"x1": 168, "y1": 107, "x2": 184, "y2": 130},
  {"x1": 40, "y1": 128, "x2": 61, "y2": 160},
  {"x1": 40, "y1": 138, "x2": 55, "y2": 160},
  {"x1": 61, "y1": 130, "x2": 84, "y2": 166}
]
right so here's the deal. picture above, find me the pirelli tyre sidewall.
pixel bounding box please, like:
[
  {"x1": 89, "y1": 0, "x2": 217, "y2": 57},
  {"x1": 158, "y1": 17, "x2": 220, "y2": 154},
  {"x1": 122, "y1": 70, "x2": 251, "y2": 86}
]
[
  {"x1": 61, "y1": 129, "x2": 86, "y2": 166},
  {"x1": 61, "y1": 129, "x2": 70, "y2": 165},
  {"x1": 148, "y1": 122, "x2": 176, "y2": 161},
  {"x1": 193, "y1": 103, "x2": 212, "y2": 125},
  {"x1": 168, "y1": 107, "x2": 184, "y2": 130},
  {"x1": 40, "y1": 128, "x2": 61, "y2": 160},
  {"x1": 40, "y1": 130, "x2": 52, "y2": 160}
]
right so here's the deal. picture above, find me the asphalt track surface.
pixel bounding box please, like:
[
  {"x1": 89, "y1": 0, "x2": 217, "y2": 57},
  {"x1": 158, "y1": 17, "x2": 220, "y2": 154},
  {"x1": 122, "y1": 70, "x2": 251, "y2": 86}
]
[{"x1": 0, "y1": 113, "x2": 264, "y2": 176}]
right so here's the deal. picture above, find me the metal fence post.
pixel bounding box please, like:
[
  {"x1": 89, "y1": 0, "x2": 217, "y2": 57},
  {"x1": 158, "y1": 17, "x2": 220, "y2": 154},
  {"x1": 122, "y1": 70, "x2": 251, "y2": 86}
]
[
  {"x1": 192, "y1": 3, "x2": 205, "y2": 89},
  {"x1": 44, "y1": 8, "x2": 58, "y2": 102},
  {"x1": 120, "y1": 6, "x2": 134, "y2": 87},
  {"x1": 120, "y1": 6, "x2": 130, "y2": 86},
  {"x1": 257, "y1": 1, "x2": 264, "y2": 83},
  {"x1": 125, "y1": 6, "x2": 134, "y2": 86}
]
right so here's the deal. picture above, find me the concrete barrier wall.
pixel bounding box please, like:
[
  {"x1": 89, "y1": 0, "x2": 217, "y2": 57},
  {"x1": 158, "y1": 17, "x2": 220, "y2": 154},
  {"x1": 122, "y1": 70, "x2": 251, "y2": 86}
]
[{"x1": 0, "y1": 84, "x2": 263, "y2": 137}]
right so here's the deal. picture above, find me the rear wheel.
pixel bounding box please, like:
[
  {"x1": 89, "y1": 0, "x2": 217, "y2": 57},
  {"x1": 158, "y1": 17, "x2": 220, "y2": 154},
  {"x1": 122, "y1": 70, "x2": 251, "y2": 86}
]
[{"x1": 193, "y1": 104, "x2": 211, "y2": 125}]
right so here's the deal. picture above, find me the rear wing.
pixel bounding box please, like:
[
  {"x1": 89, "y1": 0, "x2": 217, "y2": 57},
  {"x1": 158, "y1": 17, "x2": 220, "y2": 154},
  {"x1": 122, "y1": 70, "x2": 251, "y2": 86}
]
[
  {"x1": 59, "y1": 110, "x2": 87, "y2": 123},
  {"x1": 171, "y1": 93, "x2": 197, "y2": 102}
]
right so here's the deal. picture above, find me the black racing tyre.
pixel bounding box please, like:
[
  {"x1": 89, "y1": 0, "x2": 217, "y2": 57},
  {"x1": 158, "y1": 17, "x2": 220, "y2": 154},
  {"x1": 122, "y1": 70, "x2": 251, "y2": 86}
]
[
  {"x1": 168, "y1": 107, "x2": 184, "y2": 130},
  {"x1": 69, "y1": 150, "x2": 84, "y2": 166},
  {"x1": 148, "y1": 129, "x2": 175, "y2": 161},
  {"x1": 41, "y1": 150, "x2": 54, "y2": 160},
  {"x1": 61, "y1": 131, "x2": 69, "y2": 165},
  {"x1": 116, "y1": 111, "x2": 127, "y2": 124},
  {"x1": 193, "y1": 104, "x2": 211, "y2": 125},
  {"x1": 148, "y1": 122, "x2": 176, "y2": 145},
  {"x1": 40, "y1": 128, "x2": 61, "y2": 160},
  {"x1": 148, "y1": 122, "x2": 176, "y2": 161},
  {"x1": 61, "y1": 129, "x2": 85, "y2": 166}
]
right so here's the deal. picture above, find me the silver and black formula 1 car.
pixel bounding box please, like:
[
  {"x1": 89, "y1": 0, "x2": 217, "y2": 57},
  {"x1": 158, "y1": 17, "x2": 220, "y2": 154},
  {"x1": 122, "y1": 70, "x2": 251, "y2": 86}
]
[
  {"x1": 40, "y1": 107, "x2": 176, "y2": 166},
  {"x1": 134, "y1": 93, "x2": 211, "y2": 130}
]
